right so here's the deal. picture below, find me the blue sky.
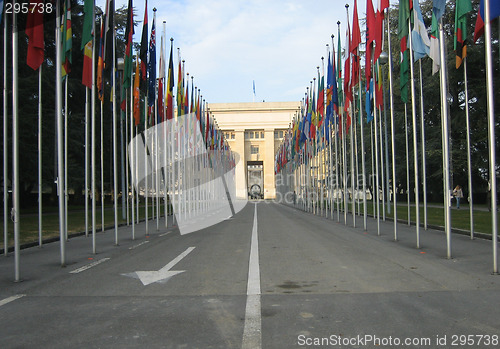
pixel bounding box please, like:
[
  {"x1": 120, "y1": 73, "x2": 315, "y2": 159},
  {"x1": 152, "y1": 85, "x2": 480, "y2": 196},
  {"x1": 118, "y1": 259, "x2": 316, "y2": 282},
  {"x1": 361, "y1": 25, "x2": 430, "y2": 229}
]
[{"x1": 103, "y1": 0, "x2": 374, "y2": 104}]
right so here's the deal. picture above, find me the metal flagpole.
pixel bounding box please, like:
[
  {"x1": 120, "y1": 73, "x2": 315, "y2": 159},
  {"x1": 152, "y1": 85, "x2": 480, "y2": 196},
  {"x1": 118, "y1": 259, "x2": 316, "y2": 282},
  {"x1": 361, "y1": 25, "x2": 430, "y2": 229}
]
[
  {"x1": 12, "y1": 3, "x2": 22, "y2": 279},
  {"x1": 55, "y1": 0, "x2": 66, "y2": 266},
  {"x1": 418, "y1": 60, "x2": 428, "y2": 231},
  {"x1": 144, "y1": 95, "x2": 149, "y2": 236},
  {"x1": 463, "y1": 57, "x2": 473, "y2": 239},
  {"x1": 3, "y1": 9, "x2": 8, "y2": 256},
  {"x1": 404, "y1": 104, "x2": 410, "y2": 226},
  {"x1": 353, "y1": 86, "x2": 360, "y2": 218},
  {"x1": 130, "y1": 55, "x2": 135, "y2": 239},
  {"x1": 373, "y1": 63, "x2": 380, "y2": 236},
  {"x1": 378, "y1": 76, "x2": 386, "y2": 222},
  {"x1": 64, "y1": 77, "x2": 68, "y2": 242},
  {"x1": 387, "y1": 11, "x2": 397, "y2": 241},
  {"x1": 370, "y1": 122, "x2": 375, "y2": 217},
  {"x1": 120, "y1": 78, "x2": 127, "y2": 223},
  {"x1": 100, "y1": 98, "x2": 105, "y2": 232},
  {"x1": 483, "y1": 0, "x2": 497, "y2": 273},
  {"x1": 92, "y1": 11, "x2": 98, "y2": 254},
  {"x1": 38, "y1": 66, "x2": 43, "y2": 246},
  {"x1": 438, "y1": 17, "x2": 452, "y2": 259},
  {"x1": 163, "y1": 21, "x2": 168, "y2": 229},
  {"x1": 359, "y1": 71, "x2": 367, "y2": 231},
  {"x1": 112, "y1": 25, "x2": 119, "y2": 245},
  {"x1": 408, "y1": 21, "x2": 420, "y2": 248},
  {"x1": 85, "y1": 86, "x2": 89, "y2": 238}
]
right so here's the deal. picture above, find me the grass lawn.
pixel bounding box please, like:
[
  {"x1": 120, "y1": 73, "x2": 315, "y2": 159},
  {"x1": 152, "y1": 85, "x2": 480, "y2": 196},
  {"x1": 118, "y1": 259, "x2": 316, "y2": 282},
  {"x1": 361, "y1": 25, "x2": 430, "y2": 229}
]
[{"x1": 1, "y1": 204, "x2": 170, "y2": 249}]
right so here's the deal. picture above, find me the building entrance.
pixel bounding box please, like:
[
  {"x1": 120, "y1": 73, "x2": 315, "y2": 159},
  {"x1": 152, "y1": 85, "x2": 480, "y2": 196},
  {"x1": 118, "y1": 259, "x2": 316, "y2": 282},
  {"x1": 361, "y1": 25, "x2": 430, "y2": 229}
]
[{"x1": 247, "y1": 161, "x2": 263, "y2": 199}]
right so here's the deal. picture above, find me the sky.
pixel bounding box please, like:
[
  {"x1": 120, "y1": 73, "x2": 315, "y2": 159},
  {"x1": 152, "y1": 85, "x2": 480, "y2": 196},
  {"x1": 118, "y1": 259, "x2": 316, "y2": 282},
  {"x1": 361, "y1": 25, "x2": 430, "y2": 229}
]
[{"x1": 102, "y1": 0, "x2": 373, "y2": 104}]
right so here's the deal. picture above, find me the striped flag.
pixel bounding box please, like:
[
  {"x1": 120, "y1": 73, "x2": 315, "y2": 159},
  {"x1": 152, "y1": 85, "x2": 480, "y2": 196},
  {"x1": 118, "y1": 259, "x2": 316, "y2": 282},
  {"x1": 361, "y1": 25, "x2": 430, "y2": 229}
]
[
  {"x1": 81, "y1": 0, "x2": 93, "y2": 87},
  {"x1": 61, "y1": 0, "x2": 72, "y2": 78},
  {"x1": 454, "y1": 0, "x2": 472, "y2": 68}
]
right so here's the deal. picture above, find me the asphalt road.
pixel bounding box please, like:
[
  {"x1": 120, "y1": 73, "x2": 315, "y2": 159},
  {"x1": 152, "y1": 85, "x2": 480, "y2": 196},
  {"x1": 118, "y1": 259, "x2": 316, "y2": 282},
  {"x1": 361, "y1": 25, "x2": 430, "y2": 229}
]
[{"x1": 1, "y1": 202, "x2": 500, "y2": 348}]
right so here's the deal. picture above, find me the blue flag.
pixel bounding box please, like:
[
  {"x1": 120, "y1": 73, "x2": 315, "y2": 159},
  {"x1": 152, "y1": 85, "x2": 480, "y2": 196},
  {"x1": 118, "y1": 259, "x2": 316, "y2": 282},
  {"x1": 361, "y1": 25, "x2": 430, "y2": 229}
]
[
  {"x1": 433, "y1": 0, "x2": 446, "y2": 21},
  {"x1": 365, "y1": 80, "x2": 374, "y2": 123},
  {"x1": 148, "y1": 17, "x2": 156, "y2": 108}
]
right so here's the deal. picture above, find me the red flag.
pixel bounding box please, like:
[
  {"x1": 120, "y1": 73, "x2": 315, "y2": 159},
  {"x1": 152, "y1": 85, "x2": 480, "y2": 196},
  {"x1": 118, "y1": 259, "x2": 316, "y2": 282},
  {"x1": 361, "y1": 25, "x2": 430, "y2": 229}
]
[
  {"x1": 82, "y1": 42, "x2": 93, "y2": 88},
  {"x1": 26, "y1": 1, "x2": 44, "y2": 71},
  {"x1": 365, "y1": 0, "x2": 376, "y2": 88},
  {"x1": 374, "y1": 9, "x2": 384, "y2": 62},
  {"x1": 350, "y1": 0, "x2": 361, "y2": 54}
]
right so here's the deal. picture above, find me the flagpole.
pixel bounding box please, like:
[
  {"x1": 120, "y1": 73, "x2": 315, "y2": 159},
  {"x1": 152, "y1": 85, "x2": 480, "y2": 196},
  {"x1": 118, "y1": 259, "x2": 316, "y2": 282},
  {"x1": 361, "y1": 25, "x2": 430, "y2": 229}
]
[
  {"x1": 387, "y1": 10, "x2": 397, "y2": 241},
  {"x1": 463, "y1": 57, "x2": 473, "y2": 238},
  {"x1": 64, "y1": 77, "x2": 68, "y2": 242},
  {"x1": 130, "y1": 54, "x2": 136, "y2": 239},
  {"x1": 101, "y1": 98, "x2": 105, "y2": 232},
  {"x1": 112, "y1": 24, "x2": 119, "y2": 245},
  {"x1": 483, "y1": 0, "x2": 498, "y2": 273},
  {"x1": 12, "y1": 3, "x2": 22, "y2": 279},
  {"x1": 408, "y1": 18, "x2": 420, "y2": 248},
  {"x1": 373, "y1": 62, "x2": 380, "y2": 236},
  {"x1": 3, "y1": 8, "x2": 8, "y2": 256},
  {"x1": 120, "y1": 76, "x2": 127, "y2": 224},
  {"x1": 55, "y1": 0, "x2": 66, "y2": 266},
  {"x1": 418, "y1": 60, "x2": 428, "y2": 231},
  {"x1": 92, "y1": 11, "x2": 98, "y2": 254},
  {"x1": 438, "y1": 17, "x2": 452, "y2": 259},
  {"x1": 404, "y1": 104, "x2": 410, "y2": 226},
  {"x1": 38, "y1": 65, "x2": 43, "y2": 246},
  {"x1": 359, "y1": 69, "x2": 366, "y2": 231}
]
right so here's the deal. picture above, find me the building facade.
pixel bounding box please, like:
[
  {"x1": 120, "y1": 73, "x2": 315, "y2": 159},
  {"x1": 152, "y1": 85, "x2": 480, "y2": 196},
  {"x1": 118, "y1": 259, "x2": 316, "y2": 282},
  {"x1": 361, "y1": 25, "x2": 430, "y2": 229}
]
[{"x1": 207, "y1": 102, "x2": 301, "y2": 199}]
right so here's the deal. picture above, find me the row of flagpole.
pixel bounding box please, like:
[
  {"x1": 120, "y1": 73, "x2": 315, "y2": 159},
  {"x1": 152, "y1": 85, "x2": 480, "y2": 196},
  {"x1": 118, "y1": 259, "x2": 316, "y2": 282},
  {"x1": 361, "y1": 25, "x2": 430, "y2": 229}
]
[
  {"x1": 275, "y1": 0, "x2": 498, "y2": 273},
  {"x1": 2, "y1": 0, "x2": 235, "y2": 280}
]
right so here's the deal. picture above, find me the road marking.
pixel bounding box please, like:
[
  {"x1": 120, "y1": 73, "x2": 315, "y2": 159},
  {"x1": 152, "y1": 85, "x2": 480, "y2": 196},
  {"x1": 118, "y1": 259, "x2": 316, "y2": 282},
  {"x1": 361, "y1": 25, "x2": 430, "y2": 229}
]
[
  {"x1": 0, "y1": 294, "x2": 25, "y2": 308},
  {"x1": 159, "y1": 232, "x2": 171, "y2": 237},
  {"x1": 122, "y1": 246, "x2": 195, "y2": 286},
  {"x1": 242, "y1": 203, "x2": 261, "y2": 349},
  {"x1": 69, "y1": 258, "x2": 110, "y2": 274},
  {"x1": 129, "y1": 240, "x2": 150, "y2": 250}
]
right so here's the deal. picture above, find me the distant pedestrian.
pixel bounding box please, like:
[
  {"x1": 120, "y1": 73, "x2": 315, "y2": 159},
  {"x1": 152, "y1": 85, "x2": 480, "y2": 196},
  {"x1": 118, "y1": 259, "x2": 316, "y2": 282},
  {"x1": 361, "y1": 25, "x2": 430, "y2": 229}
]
[{"x1": 453, "y1": 185, "x2": 463, "y2": 209}]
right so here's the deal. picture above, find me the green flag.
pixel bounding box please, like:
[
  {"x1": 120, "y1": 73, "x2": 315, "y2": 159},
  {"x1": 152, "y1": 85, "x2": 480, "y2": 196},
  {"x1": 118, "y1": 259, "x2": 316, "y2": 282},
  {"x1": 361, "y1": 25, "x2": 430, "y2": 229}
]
[
  {"x1": 398, "y1": 0, "x2": 410, "y2": 40},
  {"x1": 81, "y1": 0, "x2": 93, "y2": 50},
  {"x1": 454, "y1": 0, "x2": 472, "y2": 68}
]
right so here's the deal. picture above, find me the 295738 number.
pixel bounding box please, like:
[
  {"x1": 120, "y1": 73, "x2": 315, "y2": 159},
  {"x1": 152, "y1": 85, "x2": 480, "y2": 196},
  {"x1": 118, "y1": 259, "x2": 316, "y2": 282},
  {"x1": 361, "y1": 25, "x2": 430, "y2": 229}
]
[
  {"x1": 5, "y1": 1, "x2": 53, "y2": 14},
  {"x1": 451, "y1": 334, "x2": 499, "y2": 346}
]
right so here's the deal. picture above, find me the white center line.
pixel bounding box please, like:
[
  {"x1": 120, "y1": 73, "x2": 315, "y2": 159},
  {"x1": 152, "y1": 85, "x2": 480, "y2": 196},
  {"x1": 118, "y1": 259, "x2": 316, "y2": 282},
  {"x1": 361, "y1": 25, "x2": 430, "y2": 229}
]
[
  {"x1": 242, "y1": 203, "x2": 261, "y2": 349},
  {"x1": 129, "y1": 240, "x2": 150, "y2": 250},
  {"x1": 69, "y1": 258, "x2": 110, "y2": 274},
  {"x1": 0, "y1": 294, "x2": 26, "y2": 308}
]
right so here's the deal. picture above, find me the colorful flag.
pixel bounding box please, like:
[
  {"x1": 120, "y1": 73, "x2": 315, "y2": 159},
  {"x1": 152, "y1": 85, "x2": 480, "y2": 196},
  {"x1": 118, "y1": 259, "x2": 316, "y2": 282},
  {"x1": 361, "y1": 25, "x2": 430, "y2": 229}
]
[
  {"x1": 122, "y1": 0, "x2": 134, "y2": 89},
  {"x1": 140, "y1": 0, "x2": 148, "y2": 79},
  {"x1": 344, "y1": 22, "x2": 351, "y2": 102},
  {"x1": 82, "y1": 42, "x2": 93, "y2": 88},
  {"x1": 177, "y1": 55, "x2": 184, "y2": 117},
  {"x1": 454, "y1": 0, "x2": 472, "y2": 68},
  {"x1": 166, "y1": 39, "x2": 174, "y2": 120},
  {"x1": 81, "y1": 0, "x2": 93, "y2": 87},
  {"x1": 103, "y1": 0, "x2": 115, "y2": 74},
  {"x1": 473, "y1": 0, "x2": 500, "y2": 42},
  {"x1": 400, "y1": 37, "x2": 410, "y2": 103},
  {"x1": 148, "y1": 16, "x2": 156, "y2": 108},
  {"x1": 26, "y1": 1, "x2": 44, "y2": 71},
  {"x1": 325, "y1": 51, "x2": 333, "y2": 131},
  {"x1": 97, "y1": 20, "x2": 104, "y2": 100},
  {"x1": 61, "y1": 0, "x2": 72, "y2": 78},
  {"x1": 366, "y1": 79, "x2": 374, "y2": 123},
  {"x1": 412, "y1": 0, "x2": 431, "y2": 61},
  {"x1": 158, "y1": 36, "x2": 165, "y2": 123},
  {"x1": 317, "y1": 68, "x2": 325, "y2": 127},
  {"x1": 429, "y1": 12, "x2": 440, "y2": 74},
  {"x1": 133, "y1": 57, "x2": 141, "y2": 126},
  {"x1": 332, "y1": 43, "x2": 339, "y2": 117},
  {"x1": 351, "y1": 0, "x2": 361, "y2": 87}
]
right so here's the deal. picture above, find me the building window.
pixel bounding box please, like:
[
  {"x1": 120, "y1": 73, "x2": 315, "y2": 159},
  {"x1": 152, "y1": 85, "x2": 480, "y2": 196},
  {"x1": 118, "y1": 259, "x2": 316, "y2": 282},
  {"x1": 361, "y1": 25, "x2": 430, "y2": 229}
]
[
  {"x1": 251, "y1": 145, "x2": 259, "y2": 154},
  {"x1": 255, "y1": 131, "x2": 260, "y2": 139},
  {"x1": 274, "y1": 130, "x2": 285, "y2": 139},
  {"x1": 261, "y1": 131, "x2": 265, "y2": 138},
  {"x1": 231, "y1": 133, "x2": 235, "y2": 139}
]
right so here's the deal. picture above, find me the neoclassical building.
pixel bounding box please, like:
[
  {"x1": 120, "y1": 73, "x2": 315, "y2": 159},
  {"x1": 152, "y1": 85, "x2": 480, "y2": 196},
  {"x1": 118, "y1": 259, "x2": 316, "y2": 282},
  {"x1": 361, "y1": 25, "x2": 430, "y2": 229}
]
[{"x1": 207, "y1": 102, "x2": 301, "y2": 199}]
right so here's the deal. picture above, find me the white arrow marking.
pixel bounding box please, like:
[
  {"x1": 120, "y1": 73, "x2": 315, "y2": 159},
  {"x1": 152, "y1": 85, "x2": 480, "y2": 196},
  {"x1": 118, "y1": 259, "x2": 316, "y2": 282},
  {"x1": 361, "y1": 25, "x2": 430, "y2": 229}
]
[{"x1": 123, "y1": 247, "x2": 195, "y2": 286}]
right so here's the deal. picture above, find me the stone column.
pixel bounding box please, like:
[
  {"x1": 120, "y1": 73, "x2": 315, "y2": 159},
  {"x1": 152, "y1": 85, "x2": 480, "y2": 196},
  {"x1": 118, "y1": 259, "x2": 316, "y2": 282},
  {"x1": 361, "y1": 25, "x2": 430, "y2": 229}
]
[
  {"x1": 233, "y1": 129, "x2": 247, "y2": 199},
  {"x1": 264, "y1": 129, "x2": 275, "y2": 199}
]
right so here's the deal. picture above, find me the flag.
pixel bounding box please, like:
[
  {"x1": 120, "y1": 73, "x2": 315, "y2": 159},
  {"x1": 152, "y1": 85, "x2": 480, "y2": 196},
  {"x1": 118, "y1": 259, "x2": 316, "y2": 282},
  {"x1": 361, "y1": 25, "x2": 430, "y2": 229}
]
[
  {"x1": 455, "y1": 0, "x2": 472, "y2": 68},
  {"x1": 82, "y1": 42, "x2": 93, "y2": 88},
  {"x1": 473, "y1": 0, "x2": 500, "y2": 42},
  {"x1": 412, "y1": 0, "x2": 431, "y2": 61},
  {"x1": 148, "y1": 16, "x2": 156, "y2": 108},
  {"x1": 140, "y1": 0, "x2": 148, "y2": 79},
  {"x1": 433, "y1": 0, "x2": 446, "y2": 22},
  {"x1": 366, "y1": 79, "x2": 374, "y2": 123},
  {"x1": 400, "y1": 37, "x2": 410, "y2": 103},
  {"x1": 365, "y1": 0, "x2": 376, "y2": 86},
  {"x1": 177, "y1": 54, "x2": 184, "y2": 117},
  {"x1": 26, "y1": 1, "x2": 44, "y2": 71},
  {"x1": 325, "y1": 51, "x2": 334, "y2": 132},
  {"x1": 103, "y1": 0, "x2": 115, "y2": 74},
  {"x1": 317, "y1": 68, "x2": 325, "y2": 127},
  {"x1": 158, "y1": 36, "x2": 165, "y2": 122},
  {"x1": 373, "y1": 8, "x2": 384, "y2": 62},
  {"x1": 81, "y1": 0, "x2": 93, "y2": 87},
  {"x1": 61, "y1": 0, "x2": 72, "y2": 78},
  {"x1": 351, "y1": 0, "x2": 361, "y2": 87},
  {"x1": 133, "y1": 57, "x2": 141, "y2": 126},
  {"x1": 166, "y1": 39, "x2": 174, "y2": 120},
  {"x1": 0, "y1": 1, "x2": 3, "y2": 21},
  {"x1": 97, "y1": 20, "x2": 104, "y2": 100},
  {"x1": 398, "y1": 0, "x2": 411, "y2": 40},
  {"x1": 336, "y1": 27, "x2": 343, "y2": 107},
  {"x1": 122, "y1": 0, "x2": 134, "y2": 89},
  {"x1": 332, "y1": 42, "x2": 339, "y2": 117},
  {"x1": 344, "y1": 22, "x2": 351, "y2": 102},
  {"x1": 429, "y1": 12, "x2": 440, "y2": 74}
]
